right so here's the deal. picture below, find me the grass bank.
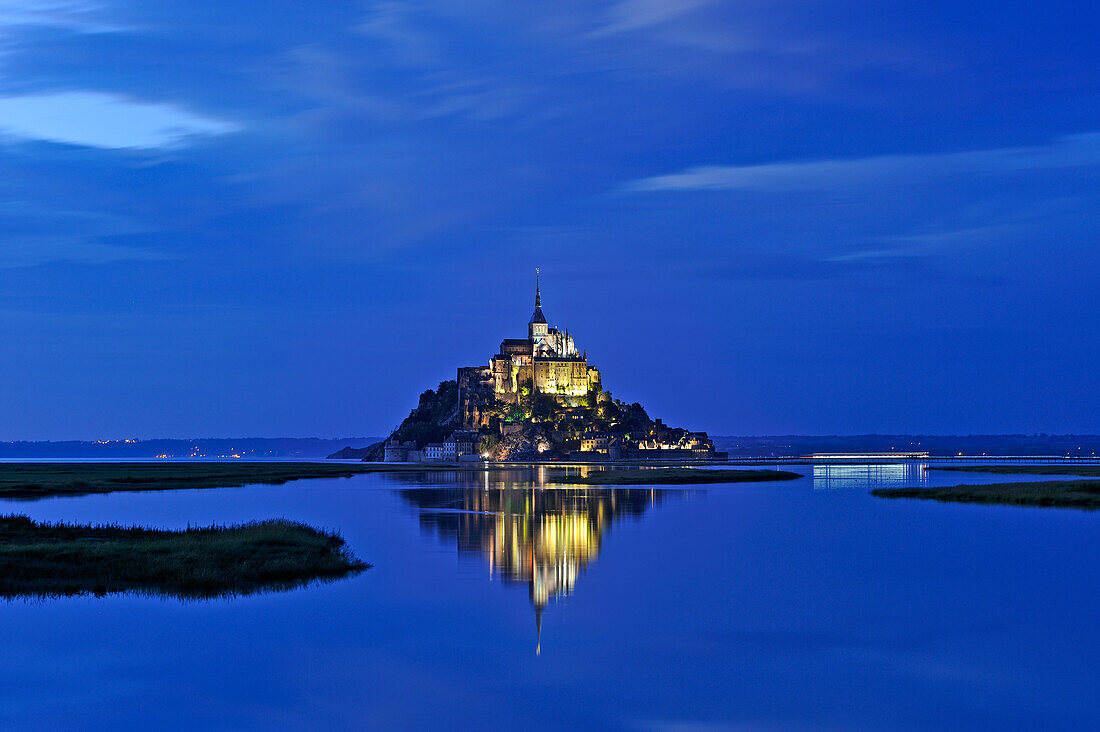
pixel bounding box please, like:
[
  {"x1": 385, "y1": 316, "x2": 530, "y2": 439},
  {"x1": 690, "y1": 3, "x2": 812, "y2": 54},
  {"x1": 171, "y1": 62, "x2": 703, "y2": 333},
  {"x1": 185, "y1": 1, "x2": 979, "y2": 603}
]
[
  {"x1": 552, "y1": 468, "x2": 803, "y2": 486},
  {"x1": 871, "y1": 480, "x2": 1100, "y2": 509},
  {"x1": 0, "y1": 462, "x2": 390, "y2": 500},
  {"x1": 928, "y1": 465, "x2": 1100, "y2": 477},
  {"x1": 0, "y1": 515, "x2": 368, "y2": 599}
]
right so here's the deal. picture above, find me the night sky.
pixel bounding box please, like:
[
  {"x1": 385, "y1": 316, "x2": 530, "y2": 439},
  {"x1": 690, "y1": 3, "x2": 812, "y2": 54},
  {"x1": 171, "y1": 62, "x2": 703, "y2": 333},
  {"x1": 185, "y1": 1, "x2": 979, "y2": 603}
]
[{"x1": 1, "y1": 1, "x2": 1097, "y2": 440}]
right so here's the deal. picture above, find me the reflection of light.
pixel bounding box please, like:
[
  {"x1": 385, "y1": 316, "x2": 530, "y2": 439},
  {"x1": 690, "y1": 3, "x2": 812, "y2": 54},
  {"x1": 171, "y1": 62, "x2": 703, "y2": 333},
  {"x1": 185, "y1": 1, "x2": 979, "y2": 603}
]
[{"x1": 813, "y1": 462, "x2": 928, "y2": 490}]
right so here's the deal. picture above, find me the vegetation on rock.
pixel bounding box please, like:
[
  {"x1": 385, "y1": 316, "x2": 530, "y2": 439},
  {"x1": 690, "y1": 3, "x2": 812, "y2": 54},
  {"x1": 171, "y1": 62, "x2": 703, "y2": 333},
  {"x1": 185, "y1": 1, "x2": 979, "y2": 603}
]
[{"x1": 367, "y1": 380, "x2": 461, "y2": 459}]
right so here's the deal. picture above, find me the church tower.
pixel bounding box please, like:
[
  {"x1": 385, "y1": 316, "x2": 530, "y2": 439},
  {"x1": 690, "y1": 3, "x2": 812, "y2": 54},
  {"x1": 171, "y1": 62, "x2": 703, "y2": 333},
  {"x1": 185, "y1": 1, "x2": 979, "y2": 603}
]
[{"x1": 529, "y1": 269, "x2": 548, "y2": 343}]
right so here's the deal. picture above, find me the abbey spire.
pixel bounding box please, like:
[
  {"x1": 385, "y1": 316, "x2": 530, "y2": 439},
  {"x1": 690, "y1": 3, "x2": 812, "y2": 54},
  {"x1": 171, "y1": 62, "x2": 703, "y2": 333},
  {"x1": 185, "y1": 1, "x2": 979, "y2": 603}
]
[{"x1": 529, "y1": 268, "x2": 547, "y2": 328}]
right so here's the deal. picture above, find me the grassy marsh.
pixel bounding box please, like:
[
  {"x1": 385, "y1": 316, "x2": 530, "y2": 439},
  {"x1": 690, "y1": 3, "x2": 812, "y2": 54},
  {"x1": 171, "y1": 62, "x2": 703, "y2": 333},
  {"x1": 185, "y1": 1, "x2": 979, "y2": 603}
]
[
  {"x1": 0, "y1": 462, "x2": 385, "y2": 500},
  {"x1": 871, "y1": 479, "x2": 1100, "y2": 509},
  {"x1": 0, "y1": 515, "x2": 368, "y2": 599},
  {"x1": 0, "y1": 462, "x2": 764, "y2": 499},
  {"x1": 928, "y1": 465, "x2": 1100, "y2": 477}
]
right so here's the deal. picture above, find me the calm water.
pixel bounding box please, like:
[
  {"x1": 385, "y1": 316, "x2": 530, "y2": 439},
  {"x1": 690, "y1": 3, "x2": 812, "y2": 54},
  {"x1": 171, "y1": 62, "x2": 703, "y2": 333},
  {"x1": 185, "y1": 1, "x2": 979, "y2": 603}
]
[{"x1": 0, "y1": 463, "x2": 1096, "y2": 730}]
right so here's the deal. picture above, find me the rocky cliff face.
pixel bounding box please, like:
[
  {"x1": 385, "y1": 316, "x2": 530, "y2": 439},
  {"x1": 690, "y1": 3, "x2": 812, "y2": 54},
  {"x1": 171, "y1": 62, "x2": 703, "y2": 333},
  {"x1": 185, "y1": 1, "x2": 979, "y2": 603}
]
[
  {"x1": 494, "y1": 424, "x2": 554, "y2": 461},
  {"x1": 370, "y1": 377, "x2": 716, "y2": 461},
  {"x1": 377, "y1": 380, "x2": 460, "y2": 449}
]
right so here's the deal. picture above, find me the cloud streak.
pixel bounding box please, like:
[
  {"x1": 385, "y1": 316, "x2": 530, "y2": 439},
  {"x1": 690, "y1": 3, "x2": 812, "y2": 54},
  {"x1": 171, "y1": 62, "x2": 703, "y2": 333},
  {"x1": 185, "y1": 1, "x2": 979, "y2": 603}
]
[
  {"x1": 624, "y1": 134, "x2": 1100, "y2": 193},
  {"x1": 0, "y1": 92, "x2": 240, "y2": 149},
  {"x1": 592, "y1": 0, "x2": 717, "y2": 36},
  {"x1": 0, "y1": 1, "x2": 121, "y2": 34}
]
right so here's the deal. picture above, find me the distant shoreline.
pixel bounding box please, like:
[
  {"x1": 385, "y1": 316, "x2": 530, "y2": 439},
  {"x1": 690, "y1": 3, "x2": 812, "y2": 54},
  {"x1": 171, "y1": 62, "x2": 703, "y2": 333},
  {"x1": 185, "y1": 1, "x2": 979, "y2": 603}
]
[
  {"x1": 0, "y1": 461, "x2": 797, "y2": 500},
  {"x1": 5, "y1": 434, "x2": 1100, "y2": 461},
  {"x1": 0, "y1": 462, "x2": 383, "y2": 500}
]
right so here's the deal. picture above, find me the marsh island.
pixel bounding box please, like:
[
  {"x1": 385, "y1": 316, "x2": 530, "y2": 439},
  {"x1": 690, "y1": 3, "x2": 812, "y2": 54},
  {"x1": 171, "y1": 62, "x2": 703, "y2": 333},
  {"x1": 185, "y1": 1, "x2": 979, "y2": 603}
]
[
  {"x1": 0, "y1": 515, "x2": 368, "y2": 599},
  {"x1": 872, "y1": 479, "x2": 1100, "y2": 509},
  {"x1": 0, "y1": 462, "x2": 384, "y2": 500}
]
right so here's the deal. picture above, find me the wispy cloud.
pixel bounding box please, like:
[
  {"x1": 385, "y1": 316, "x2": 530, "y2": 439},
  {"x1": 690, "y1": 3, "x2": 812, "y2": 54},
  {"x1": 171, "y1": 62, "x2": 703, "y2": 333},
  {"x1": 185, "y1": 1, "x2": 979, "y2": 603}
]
[
  {"x1": 0, "y1": 201, "x2": 172, "y2": 268},
  {"x1": 0, "y1": 237, "x2": 171, "y2": 268},
  {"x1": 356, "y1": 2, "x2": 442, "y2": 69},
  {"x1": 826, "y1": 223, "x2": 1021, "y2": 262},
  {"x1": 0, "y1": 92, "x2": 240, "y2": 149},
  {"x1": 592, "y1": 0, "x2": 718, "y2": 36},
  {"x1": 0, "y1": 1, "x2": 122, "y2": 34},
  {"x1": 624, "y1": 133, "x2": 1100, "y2": 193}
]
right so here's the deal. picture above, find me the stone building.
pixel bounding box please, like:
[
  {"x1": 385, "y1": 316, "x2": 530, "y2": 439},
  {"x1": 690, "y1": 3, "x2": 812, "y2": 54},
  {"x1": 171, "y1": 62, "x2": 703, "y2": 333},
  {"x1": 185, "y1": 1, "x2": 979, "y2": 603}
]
[
  {"x1": 444, "y1": 430, "x2": 479, "y2": 460},
  {"x1": 458, "y1": 275, "x2": 601, "y2": 429},
  {"x1": 580, "y1": 432, "x2": 611, "y2": 453},
  {"x1": 383, "y1": 438, "x2": 417, "y2": 462}
]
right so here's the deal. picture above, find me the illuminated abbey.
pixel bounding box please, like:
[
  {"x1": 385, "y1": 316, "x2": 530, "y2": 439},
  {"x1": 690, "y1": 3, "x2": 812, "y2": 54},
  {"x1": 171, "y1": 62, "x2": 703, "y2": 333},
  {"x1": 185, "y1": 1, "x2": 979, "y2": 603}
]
[
  {"x1": 381, "y1": 270, "x2": 721, "y2": 462},
  {"x1": 458, "y1": 273, "x2": 602, "y2": 430}
]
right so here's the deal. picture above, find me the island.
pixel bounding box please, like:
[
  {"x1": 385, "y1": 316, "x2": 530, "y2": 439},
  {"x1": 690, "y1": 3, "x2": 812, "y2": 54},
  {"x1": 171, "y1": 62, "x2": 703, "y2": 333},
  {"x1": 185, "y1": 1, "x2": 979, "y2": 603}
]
[
  {"x1": 0, "y1": 461, "x2": 389, "y2": 500},
  {"x1": 364, "y1": 274, "x2": 728, "y2": 464},
  {"x1": 0, "y1": 515, "x2": 368, "y2": 599},
  {"x1": 926, "y1": 465, "x2": 1100, "y2": 477},
  {"x1": 872, "y1": 479, "x2": 1100, "y2": 509}
]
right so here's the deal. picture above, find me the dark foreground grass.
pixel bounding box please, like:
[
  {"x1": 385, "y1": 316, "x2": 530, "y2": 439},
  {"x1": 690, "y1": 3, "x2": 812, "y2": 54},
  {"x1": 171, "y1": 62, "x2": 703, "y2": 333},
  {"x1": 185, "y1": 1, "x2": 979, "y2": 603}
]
[
  {"x1": 0, "y1": 462, "x2": 385, "y2": 500},
  {"x1": 553, "y1": 468, "x2": 803, "y2": 485},
  {"x1": 928, "y1": 465, "x2": 1100, "y2": 477},
  {"x1": 871, "y1": 480, "x2": 1100, "y2": 509},
  {"x1": 0, "y1": 515, "x2": 369, "y2": 599}
]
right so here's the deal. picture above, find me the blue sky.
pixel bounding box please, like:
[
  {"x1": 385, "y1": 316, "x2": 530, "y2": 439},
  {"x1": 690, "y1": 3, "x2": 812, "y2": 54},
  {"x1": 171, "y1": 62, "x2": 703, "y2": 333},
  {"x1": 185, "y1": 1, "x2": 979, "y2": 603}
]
[{"x1": 1, "y1": 0, "x2": 1097, "y2": 439}]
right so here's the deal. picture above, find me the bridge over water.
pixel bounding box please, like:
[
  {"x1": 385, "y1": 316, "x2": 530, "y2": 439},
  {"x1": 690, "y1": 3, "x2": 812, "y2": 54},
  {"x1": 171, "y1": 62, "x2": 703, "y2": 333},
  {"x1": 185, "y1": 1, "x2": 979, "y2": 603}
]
[{"x1": 721, "y1": 454, "x2": 1100, "y2": 465}]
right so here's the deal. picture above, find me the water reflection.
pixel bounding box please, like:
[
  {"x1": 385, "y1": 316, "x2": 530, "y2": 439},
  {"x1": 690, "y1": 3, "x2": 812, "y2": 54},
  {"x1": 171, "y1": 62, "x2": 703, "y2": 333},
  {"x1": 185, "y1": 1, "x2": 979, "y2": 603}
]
[
  {"x1": 391, "y1": 471, "x2": 677, "y2": 652},
  {"x1": 812, "y1": 462, "x2": 928, "y2": 490}
]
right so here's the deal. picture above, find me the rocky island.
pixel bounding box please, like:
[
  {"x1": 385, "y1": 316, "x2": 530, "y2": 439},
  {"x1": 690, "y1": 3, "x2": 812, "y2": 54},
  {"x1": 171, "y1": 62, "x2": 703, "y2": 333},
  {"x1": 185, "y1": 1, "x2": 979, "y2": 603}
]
[{"x1": 363, "y1": 274, "x2": 726, "y2": 463}]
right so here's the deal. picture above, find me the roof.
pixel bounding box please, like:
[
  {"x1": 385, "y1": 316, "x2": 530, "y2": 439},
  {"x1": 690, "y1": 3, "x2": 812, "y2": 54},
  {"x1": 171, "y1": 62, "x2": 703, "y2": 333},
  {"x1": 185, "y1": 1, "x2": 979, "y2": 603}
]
[
  {"x1": 532, "y1": 354, "x2": 586, "y2": 362},
  {"x1": 529, "y1": 306, "x2": 547, "y2": 324}
]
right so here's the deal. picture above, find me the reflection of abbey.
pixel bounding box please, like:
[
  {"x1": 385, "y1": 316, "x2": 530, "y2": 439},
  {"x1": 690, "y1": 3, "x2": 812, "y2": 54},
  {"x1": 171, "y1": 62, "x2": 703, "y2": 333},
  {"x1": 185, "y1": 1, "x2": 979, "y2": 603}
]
[
  {"x1": 457, "y1": 274, "x2": 602, "y2": 429},
  {"x1": 396, "y1": 471, "x2": 671, "y2": 652},
  {"x1": 380, "y1": 272, "x2": 722, "y2": 462}
]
